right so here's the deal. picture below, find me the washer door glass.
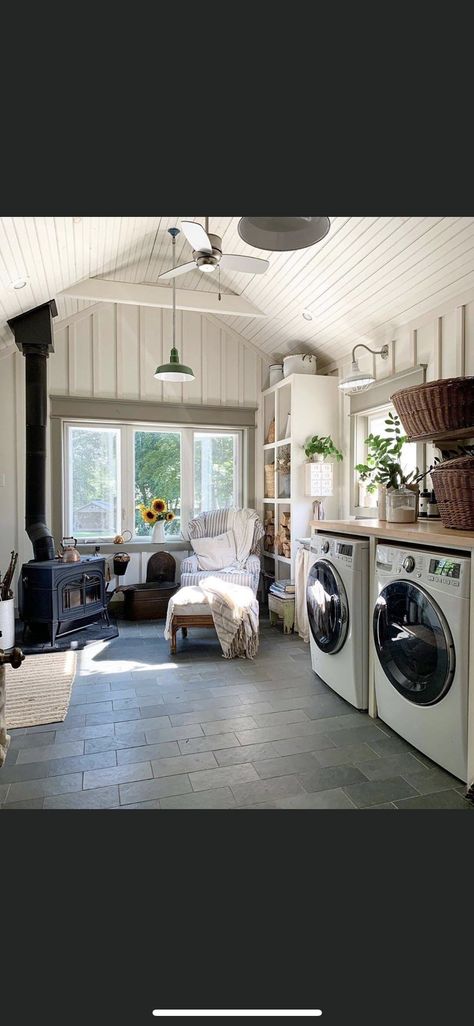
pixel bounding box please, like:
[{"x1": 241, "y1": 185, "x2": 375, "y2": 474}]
[
  {"x1": 373, "y1": 581, "x2": 455, "y2": 705},
  {"x1": 307, "y1": 559, "x2": 349, "y2": 654}
]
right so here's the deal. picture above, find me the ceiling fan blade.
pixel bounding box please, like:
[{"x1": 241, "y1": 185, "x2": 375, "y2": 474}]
[
  {"x1": 180, "y1": 220, "x2": 212, "y2": 254},
  {"x1": 220, "y1": 253, "x2": 269, "y2": 274},
  {"x1": 158, "y1": 261, "x2": 197, "y2": 281}
]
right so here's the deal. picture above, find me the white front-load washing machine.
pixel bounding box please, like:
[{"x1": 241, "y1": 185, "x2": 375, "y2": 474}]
[
  {"x1": 373, "y1": 544, "x2": 471, "y2": 781},
  {"x1": 307, "y1": 534, "x2": 369, "y2": 709}
]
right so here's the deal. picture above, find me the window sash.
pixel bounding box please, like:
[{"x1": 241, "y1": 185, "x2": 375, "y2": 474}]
[
  {"x1": 351, "y1": 403, "x2": 425, "y2": 518},
  {"x1": 62, "y1": 419, "x2": 243, "y2": 541}
]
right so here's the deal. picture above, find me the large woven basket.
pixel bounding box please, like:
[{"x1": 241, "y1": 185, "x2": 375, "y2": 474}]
[
  {"x1": 264, "y1": 463, "x2": 275, "y2": 498},
  {"x1": 391, "y1": 376, "x2": 474, "y2": 439},
  {"x1": 431, "y1": 456, "x2": 474, "y2": 530}
]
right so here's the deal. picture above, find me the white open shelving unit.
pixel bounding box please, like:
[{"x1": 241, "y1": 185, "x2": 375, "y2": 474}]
[{"x1": 258, "y1": 372, "x2": 340, "y2": 582}]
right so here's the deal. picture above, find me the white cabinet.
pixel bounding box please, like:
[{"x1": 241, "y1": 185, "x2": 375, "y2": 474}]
[{"x1": 258, "y1": 373, "x2": 340, "y2": 580}]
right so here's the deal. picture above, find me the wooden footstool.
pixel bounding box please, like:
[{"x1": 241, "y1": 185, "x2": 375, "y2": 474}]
[
  {"x1": 268, "y1": 591, "x2": 295, "y2": 634},
  {"x1": 168, "y1": 590, "x2": 216, "y2": 654}
]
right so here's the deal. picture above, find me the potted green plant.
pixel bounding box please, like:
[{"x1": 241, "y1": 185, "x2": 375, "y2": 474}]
[
  {"x1": 303, "y1": 435, "x2": 343, "y2": 463},
  {"x1": 355, "y1": 411, "x2": 417, "y2": 519}
]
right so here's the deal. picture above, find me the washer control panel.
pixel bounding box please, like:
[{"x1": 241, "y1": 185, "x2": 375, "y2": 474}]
[{"x1": 376, "y1": 544, "x2": 470, "y2": 598}]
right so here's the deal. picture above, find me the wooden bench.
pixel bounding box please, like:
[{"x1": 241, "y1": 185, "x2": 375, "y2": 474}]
[{"x1": 169, "y1": 610, "x2": 215, "y2": 655}]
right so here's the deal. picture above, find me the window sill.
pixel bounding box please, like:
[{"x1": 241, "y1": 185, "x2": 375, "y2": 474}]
[{"x1": 77, "y1": 540, "x2": 191, "y2": 553}]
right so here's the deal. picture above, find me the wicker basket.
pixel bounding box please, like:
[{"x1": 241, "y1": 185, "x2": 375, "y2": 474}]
[
  {"x1": 266, "y1": 418, "x2": 276, "y2": 444},
  {"x1": 430, "y1": 456, "x2": 474, "y2": 530},
  {"x1": 264, "y1": 463, "x2": 275, "y2": 498},
  {"x1": 391, "y1": 376, "x2": 474, "y2": 439}
]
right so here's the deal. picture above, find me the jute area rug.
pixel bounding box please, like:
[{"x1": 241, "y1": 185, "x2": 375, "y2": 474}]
[{"x1": 4, "y1": 650, "x2": 77, "y2": 729}]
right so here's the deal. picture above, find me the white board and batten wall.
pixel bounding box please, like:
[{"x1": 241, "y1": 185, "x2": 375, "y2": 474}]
[
  {"x1": 0, "y1": 303, "x2": 266, "y2": 586},
  {"x1": 325, "y1": 288, "x2": 474, "y2": 518}
]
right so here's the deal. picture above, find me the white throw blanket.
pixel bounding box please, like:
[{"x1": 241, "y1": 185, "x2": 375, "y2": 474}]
[
  {"x1": 164, "y1": 577, "x2": 259, "y2": 659},
  {"x1": 295, "y1": 546, "x2": 312, "y2": 643},
  {"x1": 226, "y1": 508, "x2": 259, "y2": 566}
]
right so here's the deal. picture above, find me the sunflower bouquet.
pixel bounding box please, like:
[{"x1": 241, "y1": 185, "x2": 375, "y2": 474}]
[{"x1": 137, "y1": 498, "x2": 175, "y2": 525}]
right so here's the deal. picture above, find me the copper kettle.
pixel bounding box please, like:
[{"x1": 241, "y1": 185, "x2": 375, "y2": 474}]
[{"x1": 58, "y1": 537, "x2": 81, "y2": 562}]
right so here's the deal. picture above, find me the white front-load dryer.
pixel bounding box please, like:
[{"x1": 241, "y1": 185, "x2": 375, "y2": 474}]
[
  {"x1": 373, "y1": 544, "x2": 471, "y2": 782},
  {"x1": 307, "y1": 534, "x2": 369, "y2": 709}
]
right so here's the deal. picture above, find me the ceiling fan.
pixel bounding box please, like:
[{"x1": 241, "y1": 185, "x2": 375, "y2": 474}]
[{"x1": 158, "y1": 217, "x2": 270, "y2": 281}]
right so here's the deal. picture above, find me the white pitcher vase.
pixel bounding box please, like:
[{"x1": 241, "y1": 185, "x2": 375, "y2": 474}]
[{"x1": 152, "y1": 519, "x2": 165, "y2": 543}]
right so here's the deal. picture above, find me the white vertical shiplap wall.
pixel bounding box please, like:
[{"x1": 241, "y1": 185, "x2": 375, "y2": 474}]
[
  {"x1": 48, "y1": 303, "x2": 264, "y2": 406},
  {"x1": 333, "y1": 291, "x2": 474, "y2": 517},
  {"x1": 0, "y1": 304, "x2": 264, "y2": 589}
]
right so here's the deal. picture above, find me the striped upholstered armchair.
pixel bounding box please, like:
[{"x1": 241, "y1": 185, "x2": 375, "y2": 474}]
[{"x1": 180, "y1": 508, "x2": 264, "y2": 595}]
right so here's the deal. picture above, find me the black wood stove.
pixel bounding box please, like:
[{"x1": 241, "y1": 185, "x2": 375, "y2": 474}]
[
  {"x1": 20, "y1": 556, "x2": 109, "y2": 646},
  {"x1": 7, "y1": 301, "x2": 111, "y2": 648}
]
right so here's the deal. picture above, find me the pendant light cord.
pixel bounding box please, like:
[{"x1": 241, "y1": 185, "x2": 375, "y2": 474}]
[{"x1": 172, "y1": 232, "x2": 176, "y2": 347}]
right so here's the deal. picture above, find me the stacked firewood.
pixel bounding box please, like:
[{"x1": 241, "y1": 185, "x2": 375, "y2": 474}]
[
  {"x1": 264, "y1": 509, "x2": 275, "y2": 552},
  {"x1": 276, "y1": 511, "x2": 291, "y2": 558}
]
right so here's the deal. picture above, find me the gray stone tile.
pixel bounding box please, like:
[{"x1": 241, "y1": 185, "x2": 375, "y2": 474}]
[
  {"x1": 0, "y1": 784, "x2": 10, "y2": 803},
  {"x1": 52, "y1": 724, "x2": 116, "y2": 742},
  {"x1": 69, "y1": 701, "x2": 114, "y2": 715},
  {"x1": 9, "y1": 731, "x2": 57, "y2": 750},
  {"x1": 85, "y1": 708, "x2": 145, "y2": 725},
  {"x1": 117, "y1": 800, "x2": 162, "y2": 809},
  {"x1": 353, "y1": 753, "x2": 428, "y2": 782},
  {"x1": 189, "y1": 763, "x2": 259, "y2": 792},
  {"x1": 231, "y1": 774, "x2": 305, "y2": 807},
  {"x1": 111, "y1": 698, "x2": 141, "y2": 712},
  {"x1": 5, "y1": 772, "x2": 84, "y2": 804},
  {"x1": 368, "y1": 803, "x2": 398, "y2": 809},
  {"x1": 83, "y1": 761, "x2": 152, "y2": 790},
  {"x1": 144, "y1": 724, "x2": 205, "y2": 744},
  {"x1": 394, "y1": 789, "x2": 474, "y2": 810},
  {"x1": 343, "y1": 777, "x2": 419, "y2": 808},
  {"x1": 250, "y1": 710, "x2": 311, "y2": 728},
  {"x1": 117, "y1": 742, "x2": 180, "y2": 765},
  {"x1": 301, "y1": 696, "x2": 356, "y2": 720},
  {"x1": 214, "y1": 742, "x2": 281, "y2": 767},
  {"x1": 177, "y1": 733, "x2": 239, "y2": 755},
  {"x1": 160, "y1": 787, "x2": 237, "y2": 810},
  {"x1": 0, "y1": 760, "x2": 54, "y2": 784},
  {"x1": 326, "y1": 725, "x2": 392, "y2": 748},
  {"x1": 84, "y1": 735, "x2": 147, "y2": 754},
  {"x1": 366, "y1": 736, "x2": 421, "y2": 758},
  {"x1": 119, "y1": 774, "x2": 192, "y2": 805},
  {"x1": 314, "y1": 743, "x2": 380, "y2": 768},
  {"x1": 46, "y1": 751, "x2": 117, "y2": 777},
  {"x1": 273, "y1": 788, "x2": 357, "y2": 810},
  {"x1": 44, "y1": 786, "x2": 120, "y2": 809},
  {"x1": 151, "y1": 752, "x2": 218, "y2": 777},
  {"x1": 401, "y1": 766, "x2": 463, "y2": 795},
  {"x1": 273, "y1": 734, "x2": 337, "y2": 757},
  {"x1": 2, "y1": 798, "x2": 45, "y2": 809},
  {"x1": 209, "y1": 684, "x2": 261, "y2": 699},
  {"x1": 113, "y1": 714, "x2": 172, "y2": 735},
  {"x1": 253, "y1": 753, "x2": 321, "y2": 779},
  {"x1": 299, "y1": 764, "x2": 368, "y2": 793},
  {"x1": 235, "y1": 719, "x2": 349, "y2": 747},
  {"x1": 16, "y1": 741, "x2": 85, "y2": 765},
  {"x1": 202, "y1": 717, "x2": 259, "y2": 736}
]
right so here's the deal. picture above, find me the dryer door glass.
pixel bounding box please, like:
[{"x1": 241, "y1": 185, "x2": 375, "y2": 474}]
[
  {"x1": 307, "y1": 559, "x2": 349, "y2": 655},
  {"x1": 373, "y1": 582, "x2": 455, "y2": 705}
]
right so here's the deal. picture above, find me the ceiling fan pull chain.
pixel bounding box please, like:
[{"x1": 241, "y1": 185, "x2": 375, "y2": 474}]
[
  {"x1": 205, "y1": 216, "x2": 209, "y2": 234},
  {"x1": 218, "y1": 264, "x2": 221, "y2": 302}
]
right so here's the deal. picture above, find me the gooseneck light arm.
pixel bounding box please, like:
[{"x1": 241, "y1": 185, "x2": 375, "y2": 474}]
[{"x1": 351, "y1": 343, "x2": 389, "y2": 363}]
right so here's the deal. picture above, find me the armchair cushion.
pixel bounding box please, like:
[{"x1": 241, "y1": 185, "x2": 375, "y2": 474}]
[{"x1": 190, "y1": 530, "x2": 236, "y2": 571}]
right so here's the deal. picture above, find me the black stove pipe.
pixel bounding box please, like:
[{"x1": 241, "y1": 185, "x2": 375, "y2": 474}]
[{"x1": 7, "y1": 300, "x2": 58, "y2": 562}]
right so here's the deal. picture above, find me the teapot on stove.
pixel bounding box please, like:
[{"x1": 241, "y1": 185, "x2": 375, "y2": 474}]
[{"x1": 58, "y1": 537, "x2": 81, "y2": 562}]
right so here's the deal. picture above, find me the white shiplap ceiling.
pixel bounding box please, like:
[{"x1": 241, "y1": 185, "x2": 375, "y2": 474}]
[{"x1": 2, "y1": 216, "x2": 474, "y2": 363}]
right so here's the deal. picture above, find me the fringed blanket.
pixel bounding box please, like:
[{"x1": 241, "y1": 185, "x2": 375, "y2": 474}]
[{"x1": 164, "y1": 577, "x2": 259, "y2": 659}]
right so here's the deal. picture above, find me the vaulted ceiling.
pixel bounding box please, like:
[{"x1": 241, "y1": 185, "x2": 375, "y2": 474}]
[{"x1": 2, "y1": 216, "x2": 474, "y2": 364}]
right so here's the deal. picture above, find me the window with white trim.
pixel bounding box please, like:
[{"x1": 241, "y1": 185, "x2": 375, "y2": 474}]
[
  {"x1": 63, "y1": 421, "x2": 243, "y2": 541},
  {"x1": 352, "y1": 402, "x2": 421, "y2": 516}
]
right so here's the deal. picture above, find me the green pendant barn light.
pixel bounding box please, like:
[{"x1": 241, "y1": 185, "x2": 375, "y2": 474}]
[{"x1": 154, "y1": 227, "x2": 195, "y2": 382}]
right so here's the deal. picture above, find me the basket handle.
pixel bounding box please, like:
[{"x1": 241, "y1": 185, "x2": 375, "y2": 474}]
[{"x1": 121, "y1": 529, "x2": 132, "y2": 542}]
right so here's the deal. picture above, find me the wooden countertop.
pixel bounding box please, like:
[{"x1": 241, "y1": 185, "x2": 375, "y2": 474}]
[{"x1": 309, "y1": 518, "x2": 474, "y2": 551}]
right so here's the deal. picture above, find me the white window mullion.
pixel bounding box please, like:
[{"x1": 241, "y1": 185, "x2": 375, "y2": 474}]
[{"x1": 181, "y1": 428, "x2": 193, "y2": 528}]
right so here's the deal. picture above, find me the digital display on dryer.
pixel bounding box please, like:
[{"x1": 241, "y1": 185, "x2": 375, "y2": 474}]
[
  {"x1": 336, "y1": 543, "x2": 353, "y2": 556},
  {"x1": 429, "y1": 558, "x2": 461, "y2": 578}
]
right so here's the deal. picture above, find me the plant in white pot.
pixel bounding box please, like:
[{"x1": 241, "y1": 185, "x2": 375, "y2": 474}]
[
  {"x1": 355, "y1": 411, "x2": 418, "y2": 519},
  {"x1": 137, "y1": 498, "x2": 175, "y2": 542},
  {"x1": 303, "y1": 435, "x2": 343, "y2": 463}
]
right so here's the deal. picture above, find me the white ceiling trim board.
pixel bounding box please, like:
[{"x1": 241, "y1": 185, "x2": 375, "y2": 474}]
[{"x1": 59, "y1": 277, "x2": 267, "y2": 318}]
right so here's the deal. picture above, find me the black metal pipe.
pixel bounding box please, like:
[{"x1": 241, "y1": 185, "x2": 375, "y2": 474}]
[{"x1": 7, "y1": 301, "x2": 57, "y2": 562}]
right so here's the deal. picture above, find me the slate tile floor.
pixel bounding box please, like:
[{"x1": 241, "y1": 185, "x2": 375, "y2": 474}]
[{"x1": 1, "y1": 618, "x2": 472, "y2": 810}]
